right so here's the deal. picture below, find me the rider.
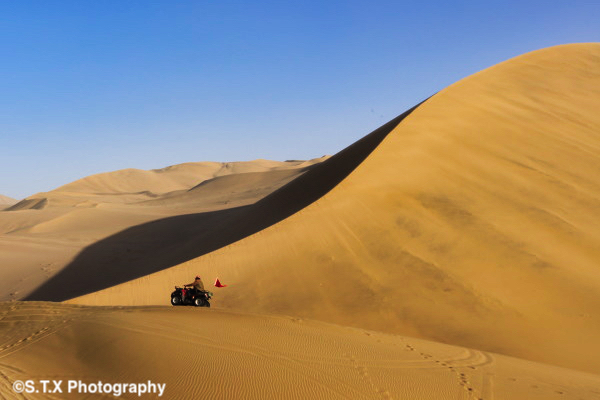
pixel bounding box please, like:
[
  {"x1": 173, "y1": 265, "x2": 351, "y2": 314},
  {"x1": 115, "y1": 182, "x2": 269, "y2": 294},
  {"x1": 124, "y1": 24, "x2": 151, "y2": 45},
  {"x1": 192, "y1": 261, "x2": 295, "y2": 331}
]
[{"x1": 183, "y1": 276, "x2": 205, "y2": 299}]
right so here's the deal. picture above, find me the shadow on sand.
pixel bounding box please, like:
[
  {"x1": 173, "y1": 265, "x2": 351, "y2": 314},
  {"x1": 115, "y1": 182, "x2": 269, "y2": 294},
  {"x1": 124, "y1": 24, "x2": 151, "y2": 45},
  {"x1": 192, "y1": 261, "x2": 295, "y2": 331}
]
[{"x1": 26, "y1": 104, "x2": 421, "y2": 301}]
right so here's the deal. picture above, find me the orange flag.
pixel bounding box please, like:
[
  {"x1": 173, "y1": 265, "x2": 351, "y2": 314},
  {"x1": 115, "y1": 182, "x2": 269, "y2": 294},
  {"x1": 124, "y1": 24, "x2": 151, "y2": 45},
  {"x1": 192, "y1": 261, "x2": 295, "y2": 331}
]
[{"x1": 214, "y1": 278, "x2": 227, "y2": 288}]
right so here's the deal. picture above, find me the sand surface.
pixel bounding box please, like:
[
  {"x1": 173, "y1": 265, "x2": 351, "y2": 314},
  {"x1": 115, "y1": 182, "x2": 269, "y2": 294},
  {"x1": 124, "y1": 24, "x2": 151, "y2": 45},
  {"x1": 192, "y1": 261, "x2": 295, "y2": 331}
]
[
  {"x1": 0, "y1": 159, "x2": 325, "y2": 301},
  {"x1": 67, "y1": 44, "x2": 600, "y2": 375},
  {"x1": 1, "y1": 43, "x2": 599, "y2": 398},
  {"x1": 1, "y1": 302, "x2": 599, "y2": 400}
]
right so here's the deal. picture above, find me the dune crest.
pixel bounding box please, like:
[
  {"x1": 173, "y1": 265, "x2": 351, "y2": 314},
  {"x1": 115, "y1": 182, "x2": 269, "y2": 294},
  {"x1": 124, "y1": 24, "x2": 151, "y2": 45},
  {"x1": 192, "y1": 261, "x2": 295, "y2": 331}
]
[{"x1": 70, "y1": 44, "x2": 600, "y2": 374}]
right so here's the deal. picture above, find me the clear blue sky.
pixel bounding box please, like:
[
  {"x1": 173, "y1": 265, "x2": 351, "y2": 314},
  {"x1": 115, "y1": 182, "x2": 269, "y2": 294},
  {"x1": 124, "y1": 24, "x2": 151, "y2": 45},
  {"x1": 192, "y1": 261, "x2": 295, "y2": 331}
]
[{"x1": 1, "y1": 1, "x2": 598, "y2": 199}]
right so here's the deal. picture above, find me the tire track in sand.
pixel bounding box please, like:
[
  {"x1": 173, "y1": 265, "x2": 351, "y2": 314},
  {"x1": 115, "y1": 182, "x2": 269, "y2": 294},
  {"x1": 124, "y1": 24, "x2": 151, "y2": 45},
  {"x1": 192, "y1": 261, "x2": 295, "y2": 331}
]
[{"x1": 395, "y1": 337, "x2": 494, "y2": 400}]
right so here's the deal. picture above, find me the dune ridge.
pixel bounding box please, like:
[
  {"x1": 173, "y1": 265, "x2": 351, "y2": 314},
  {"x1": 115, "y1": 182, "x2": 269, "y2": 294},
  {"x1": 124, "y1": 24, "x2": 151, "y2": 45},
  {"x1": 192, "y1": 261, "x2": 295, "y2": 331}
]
[{"x1": 68, "y1": 43, "x2": 600, "y2": 375}]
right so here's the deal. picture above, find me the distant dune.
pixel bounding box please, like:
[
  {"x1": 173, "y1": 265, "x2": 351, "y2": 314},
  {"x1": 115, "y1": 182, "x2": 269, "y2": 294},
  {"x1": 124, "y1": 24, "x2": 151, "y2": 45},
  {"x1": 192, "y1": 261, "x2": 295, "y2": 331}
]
[
  {"x1": 68, "y1": 43, "x2": 600, "y2": 375},
  {"x1": 9, "y1": 159, "x2": 327, "y2": 210},
  {"x1": 0, "y1": 194, "x2": 17, "y2": 209},
  {"x1": 0, "y1": 159, "x2": 326, "y2": 301}
]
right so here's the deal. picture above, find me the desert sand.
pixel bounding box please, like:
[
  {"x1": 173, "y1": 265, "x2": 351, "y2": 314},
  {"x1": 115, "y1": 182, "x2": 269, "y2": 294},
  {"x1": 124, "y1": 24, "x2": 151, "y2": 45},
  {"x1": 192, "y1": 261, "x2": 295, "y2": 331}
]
[
  {"x1": 65, "y1": 44, "x2": 600, "y2": 375},
  {"x1": 0, "y1": 159, "x2": 325, "y2": 301},
  {"x1": 1, "y1": 302, "x2": 599, "y2": 399},
  {"x1": 0, "y1": 43, "x2": 599, "y2": 399}
]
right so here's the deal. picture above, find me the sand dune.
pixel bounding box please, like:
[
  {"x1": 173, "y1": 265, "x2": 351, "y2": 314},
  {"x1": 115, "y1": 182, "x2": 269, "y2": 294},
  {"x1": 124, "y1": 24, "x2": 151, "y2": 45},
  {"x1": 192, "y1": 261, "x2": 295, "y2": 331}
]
[
  {"x1": 0, "y1": 195, "x2": 17, "y2": 210},
  {"x1": 68, "y1": 43, "x2": 600, "y2": 375},
  {"x1": 139, "y1": 167, "x2": 321, "y2": 209},
  {"x1": 10, "y1": 159, "x2": 327, "y2": 210},
  {"x1": 0, "y1": 159, "x2": 325, "y2": 301},
  {"x1": 1, "y1": 302, "x2": 599, "y2": 400}
]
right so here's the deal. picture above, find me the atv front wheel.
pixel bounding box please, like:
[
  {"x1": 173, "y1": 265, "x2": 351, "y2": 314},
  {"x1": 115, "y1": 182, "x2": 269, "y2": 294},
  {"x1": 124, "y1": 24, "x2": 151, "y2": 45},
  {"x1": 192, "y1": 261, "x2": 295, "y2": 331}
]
[{"x1": 194, "y1": 298, "x2": 207, "y2": 307}]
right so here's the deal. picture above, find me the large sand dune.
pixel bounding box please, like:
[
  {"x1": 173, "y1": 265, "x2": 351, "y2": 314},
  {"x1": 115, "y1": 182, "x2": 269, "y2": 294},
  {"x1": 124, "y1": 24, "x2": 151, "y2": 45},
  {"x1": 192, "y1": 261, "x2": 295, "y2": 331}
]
[
  {"x1": 1, "y1": 302, "x2": 599, "y2": 400},
  {"x1": 68, "y1": 43, "x2": 600, "y2": 375},
  {"x1": 0, "y1": 159, "x2": 325, "y2": 301}
]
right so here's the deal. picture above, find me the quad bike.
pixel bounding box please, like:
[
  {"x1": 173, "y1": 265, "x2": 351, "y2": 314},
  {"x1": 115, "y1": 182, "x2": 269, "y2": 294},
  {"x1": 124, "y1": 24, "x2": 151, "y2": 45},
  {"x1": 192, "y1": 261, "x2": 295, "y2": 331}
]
[{"x1": 171, "y1": 286, "x2": 212, "y2": 307}]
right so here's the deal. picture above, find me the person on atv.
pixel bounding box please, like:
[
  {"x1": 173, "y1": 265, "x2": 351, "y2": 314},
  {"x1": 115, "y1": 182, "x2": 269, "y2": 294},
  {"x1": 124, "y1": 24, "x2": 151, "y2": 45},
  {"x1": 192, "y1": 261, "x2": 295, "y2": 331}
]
[{"x1": 183, "y1": 276, "x2": 205, "y2": 300}]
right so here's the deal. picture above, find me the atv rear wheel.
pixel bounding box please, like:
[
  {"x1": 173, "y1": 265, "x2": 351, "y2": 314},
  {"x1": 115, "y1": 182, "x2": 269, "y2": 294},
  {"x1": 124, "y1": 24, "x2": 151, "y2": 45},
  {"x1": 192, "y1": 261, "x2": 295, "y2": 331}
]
[{"x1": 171, "y1": 296, "x2": 182, "y2": 306}]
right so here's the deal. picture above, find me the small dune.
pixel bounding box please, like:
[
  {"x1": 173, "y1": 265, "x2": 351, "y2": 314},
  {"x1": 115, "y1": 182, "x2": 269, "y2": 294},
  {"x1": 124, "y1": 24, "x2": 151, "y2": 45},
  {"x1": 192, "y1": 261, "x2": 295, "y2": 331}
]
[{"x1": 5, "y1": 198, "x2": 46, "y2": 211}]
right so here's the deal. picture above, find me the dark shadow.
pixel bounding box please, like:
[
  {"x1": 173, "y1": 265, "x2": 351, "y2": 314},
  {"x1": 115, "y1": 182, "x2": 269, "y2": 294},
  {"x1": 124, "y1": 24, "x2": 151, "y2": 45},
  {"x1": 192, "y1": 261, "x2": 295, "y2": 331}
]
[{"x1": 25, "y1": 102, "x2": 422, "y2": 301}]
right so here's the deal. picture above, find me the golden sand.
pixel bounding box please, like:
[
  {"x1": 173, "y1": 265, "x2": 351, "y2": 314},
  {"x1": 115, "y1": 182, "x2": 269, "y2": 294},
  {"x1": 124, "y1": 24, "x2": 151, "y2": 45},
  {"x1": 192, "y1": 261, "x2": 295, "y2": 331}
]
[{"x1": 1, "y1": 44, "x2": 599, "y2": 399}]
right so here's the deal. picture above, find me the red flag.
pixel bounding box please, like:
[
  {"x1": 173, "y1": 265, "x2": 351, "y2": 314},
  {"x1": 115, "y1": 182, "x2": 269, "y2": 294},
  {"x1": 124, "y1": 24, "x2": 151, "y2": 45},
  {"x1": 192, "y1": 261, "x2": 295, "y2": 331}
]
[{"x1": 214, "y1": 278, "x2": 227, "y2": 288}]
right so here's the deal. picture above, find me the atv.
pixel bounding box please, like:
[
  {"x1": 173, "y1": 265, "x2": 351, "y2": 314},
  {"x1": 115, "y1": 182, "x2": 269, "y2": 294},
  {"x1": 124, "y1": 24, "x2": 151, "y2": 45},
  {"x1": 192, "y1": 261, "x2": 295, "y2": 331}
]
[{"x1": 171, "y1": 286, "x2": 212, "y2": 307}]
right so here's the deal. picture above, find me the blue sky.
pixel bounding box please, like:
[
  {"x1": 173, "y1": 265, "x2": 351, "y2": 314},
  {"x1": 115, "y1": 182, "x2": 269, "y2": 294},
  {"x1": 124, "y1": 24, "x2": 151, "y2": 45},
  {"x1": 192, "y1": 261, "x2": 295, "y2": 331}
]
[{"x1": 1, "y1": 1, "x2": 598, "y2": 199}]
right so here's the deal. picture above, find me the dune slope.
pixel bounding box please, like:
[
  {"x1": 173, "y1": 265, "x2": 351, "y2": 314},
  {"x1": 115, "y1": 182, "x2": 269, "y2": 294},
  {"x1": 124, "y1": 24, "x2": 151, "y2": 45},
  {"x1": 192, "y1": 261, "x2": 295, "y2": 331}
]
[
  {"x1": 1, "y1": 302, "x2": 599, "y2": 400},
  {"x1": 70, "y1": 44, "x2": 600, "y2": 374}
]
